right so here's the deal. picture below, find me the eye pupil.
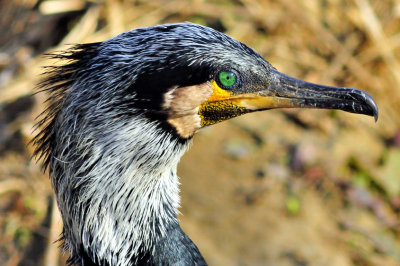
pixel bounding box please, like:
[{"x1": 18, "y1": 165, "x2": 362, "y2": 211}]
[{"x1": 218, "y1": 71, "x2": 237, "y2": 88}]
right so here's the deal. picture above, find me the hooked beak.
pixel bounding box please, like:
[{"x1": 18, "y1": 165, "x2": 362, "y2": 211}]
[{"x1": 238, "y1": 70, "x2": 379, "y2": 121}]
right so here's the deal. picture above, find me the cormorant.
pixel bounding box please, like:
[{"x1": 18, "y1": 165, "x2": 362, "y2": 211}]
[{"x1": 33, "y1": 23, "x2": 378, "y2": 266}]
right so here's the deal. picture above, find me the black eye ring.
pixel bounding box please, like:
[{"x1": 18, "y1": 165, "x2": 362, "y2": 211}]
[{"x1": 216, "y1": 70, "x2": 240, "y2": 89}]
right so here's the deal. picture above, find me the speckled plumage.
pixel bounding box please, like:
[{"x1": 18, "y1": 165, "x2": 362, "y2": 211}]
[
  {"x1": 34, "y1": 22, "x2": 378, "y2": 266},
  {"x1": 34, "y1": 23, "x2": 272, "y2": 265}
]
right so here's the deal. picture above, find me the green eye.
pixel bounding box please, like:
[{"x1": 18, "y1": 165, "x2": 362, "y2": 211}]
[{"x1": 218, "y1": 71, "x2": 237, "y2": 89}]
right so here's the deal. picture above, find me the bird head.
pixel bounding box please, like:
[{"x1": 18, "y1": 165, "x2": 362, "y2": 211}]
[
  {"x1": 36, "y1": 22, "x2": 379, "y2": 167},
  {"x1": 86, "y1": 23, "x2": 377, "y2": 139}
]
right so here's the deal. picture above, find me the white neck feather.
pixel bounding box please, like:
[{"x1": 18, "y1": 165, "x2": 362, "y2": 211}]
[{"x1": 53, "y1": 115, "x2": 190, "y2": 265}]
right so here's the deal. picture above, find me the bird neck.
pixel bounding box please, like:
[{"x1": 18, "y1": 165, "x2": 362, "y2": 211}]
[{"x1": 52, "y1": 115, "x2": 196, "y2": 264}]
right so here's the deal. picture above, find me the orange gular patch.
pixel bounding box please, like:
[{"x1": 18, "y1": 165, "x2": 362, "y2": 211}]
[{"x1": 198, "y1": 81, "x2": 249, "y2": 126}]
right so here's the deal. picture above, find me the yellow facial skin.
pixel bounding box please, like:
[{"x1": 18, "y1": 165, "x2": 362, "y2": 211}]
[
  {"x1": 205, "y1": 81, "x2": 233, "y2": 102},
  {"x1": 198, "y1": 81, "x2": 248, "y2": 126},
  {"x1": 198, "y1": 81, "x2": 300, "y2": 126}
]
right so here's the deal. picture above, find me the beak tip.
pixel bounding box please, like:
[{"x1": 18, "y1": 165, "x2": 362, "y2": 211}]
[
  {"x1": 364, "y1": 91, "x2": 379, "y2": 122},
  {"x1": 351, "y1": 88, "x2": 378, "y2": 122},
  {"x1": 374, "y1": 112, "x2": 379, "y2": 123}
]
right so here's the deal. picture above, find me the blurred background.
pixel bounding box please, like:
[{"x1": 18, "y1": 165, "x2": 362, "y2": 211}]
[{"x1": 0, "y1": 0, "x2": 399, "y2": 265}]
